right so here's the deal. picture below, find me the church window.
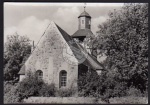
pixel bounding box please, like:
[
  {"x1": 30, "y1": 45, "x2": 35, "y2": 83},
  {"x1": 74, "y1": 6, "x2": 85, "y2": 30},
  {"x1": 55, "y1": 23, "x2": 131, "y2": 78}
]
[
  {"x1": 36, "y1": 70, "x2": 43, "y2": 79},
  {"x1": 59, "y1": 70, "x2": 67, "y2": 87},
  {"x1": 82, "y1": 20, "x2": 84, "y2": 24}
]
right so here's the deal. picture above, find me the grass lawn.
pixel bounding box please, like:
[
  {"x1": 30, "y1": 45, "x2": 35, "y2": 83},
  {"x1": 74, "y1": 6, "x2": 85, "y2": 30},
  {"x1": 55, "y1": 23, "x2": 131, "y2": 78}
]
[
  {"x1": 23, "y1": 96, "x2": 148, "y2": 104},
  {"x1": 109, "y1": 96, "x2": 148, "y2": 104}
]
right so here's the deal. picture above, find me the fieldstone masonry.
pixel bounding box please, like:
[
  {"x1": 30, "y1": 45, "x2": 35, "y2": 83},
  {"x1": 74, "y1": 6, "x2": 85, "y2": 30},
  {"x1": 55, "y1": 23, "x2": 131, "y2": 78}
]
[{"x1": 24, "y1": 21, "x2": 78, "y2": 89}]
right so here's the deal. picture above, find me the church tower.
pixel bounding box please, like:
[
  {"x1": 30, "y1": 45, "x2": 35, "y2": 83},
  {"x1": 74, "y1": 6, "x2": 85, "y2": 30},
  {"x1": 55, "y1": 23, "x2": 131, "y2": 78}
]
[
  {"x1": 72, "y1": 4, "x2": 97, "y2": 58},
  {"x1": 78, "y1": 7, "x2": 91, "y2": 30}
]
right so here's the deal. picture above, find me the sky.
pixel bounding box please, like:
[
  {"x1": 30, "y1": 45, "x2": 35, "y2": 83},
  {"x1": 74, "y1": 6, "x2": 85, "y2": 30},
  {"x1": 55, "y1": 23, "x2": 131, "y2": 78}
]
[{"x1": 4, "y1": 3, "x2": 124, "y2": 44}]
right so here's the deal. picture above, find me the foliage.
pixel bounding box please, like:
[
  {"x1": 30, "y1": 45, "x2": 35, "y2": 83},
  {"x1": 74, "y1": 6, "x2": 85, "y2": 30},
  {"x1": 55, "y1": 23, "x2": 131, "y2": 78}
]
[
  {"x1": 78, "y1": 71, "x2": 127, "y2": 98},
  {"x1": 4, "y1": 33, "x2": 31, "y2": 81},
  {"x1": 4, "y1": 82, "x2": 20, "y2": 103},
  {"x1": 95, "y1": 3, "x2": 148, "y2": 92},
  {"x1": 15, "y1": 72, "x2": 56, "y2": 101},
  {"x1": 55, "y1": 88, "x2": 76, "y2": 97},
  {"x1": 78, "y1": 70, "x2": 147, "y2": 102},
  {"x1": 126, "y1": 87, "x2": 148, "y2": 97},
  {"x1": 15, "y1": 72, "x2": 44, "y2": 101},
  {"x1": 78, "y1": 71, "x2": 101, "y2": 97},
  {"x1": 5, "y1": 71, "x2": 78, "y2": 103},
  {"x1": 39, "y1": 83, "x2": 56, "y2": 97}
]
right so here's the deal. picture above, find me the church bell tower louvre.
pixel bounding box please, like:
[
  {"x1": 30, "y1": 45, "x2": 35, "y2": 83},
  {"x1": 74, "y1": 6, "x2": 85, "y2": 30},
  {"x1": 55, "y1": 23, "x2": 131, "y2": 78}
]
[{"x1": 72, "y1": 4, "x2": 97, "y2": 58}]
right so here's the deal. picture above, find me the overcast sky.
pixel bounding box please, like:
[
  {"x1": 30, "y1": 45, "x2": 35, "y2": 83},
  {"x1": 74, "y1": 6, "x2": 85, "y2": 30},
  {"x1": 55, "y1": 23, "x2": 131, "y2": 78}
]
[{"x1": 4, "y1": 3, "x2": 124, "y2": 44}]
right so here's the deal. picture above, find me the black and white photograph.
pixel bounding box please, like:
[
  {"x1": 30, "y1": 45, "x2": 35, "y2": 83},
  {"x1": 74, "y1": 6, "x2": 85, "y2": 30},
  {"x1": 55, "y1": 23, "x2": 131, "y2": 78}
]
[{"x1": 4, "y1": 2, "x2": 148, "y2": 104}]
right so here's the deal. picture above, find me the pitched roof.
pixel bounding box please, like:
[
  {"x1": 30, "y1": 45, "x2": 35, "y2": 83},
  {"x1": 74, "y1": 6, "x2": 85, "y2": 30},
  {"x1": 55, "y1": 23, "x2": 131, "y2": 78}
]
[
  {"x1": 77, "y1": 44, "x2": 104, "y2": 70},
  {"x1": 55, "y1": 24, "x2": 72, "y2": 42},
  {"x1": 72, "y1": 29, "x2": 94, "y2": 38},
  {"x1": 55, "y1": 24, "x2": 104, "y2": 70},
  {"x1": 78, "y1": 11, "x2": 91, "y2": 18},
  {"x1": 18, "y1": 21, "x2": 104, "y2": 75},
  {"x1": 52, "y1": 22, "x2": 105, "y2": 70}
]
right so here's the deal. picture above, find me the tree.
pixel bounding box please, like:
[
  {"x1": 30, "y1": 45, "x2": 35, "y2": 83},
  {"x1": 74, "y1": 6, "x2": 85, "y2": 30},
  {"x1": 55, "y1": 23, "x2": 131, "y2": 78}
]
[
  {"x1": 4, "y1": 33, "x2": 31, "y2": 81},
  {"x1": 95, "y1": 3, "x2": 148, "y2": 92}
]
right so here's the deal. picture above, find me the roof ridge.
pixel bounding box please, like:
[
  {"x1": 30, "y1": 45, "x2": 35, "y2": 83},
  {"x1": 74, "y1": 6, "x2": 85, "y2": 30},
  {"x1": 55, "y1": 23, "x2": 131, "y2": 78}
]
[
  {"x1": 31, "y1": 23, "x2": 50, "y2": 53},
  {"x1": 77, "y1": 43, "x2": 104, "y2": 70}
]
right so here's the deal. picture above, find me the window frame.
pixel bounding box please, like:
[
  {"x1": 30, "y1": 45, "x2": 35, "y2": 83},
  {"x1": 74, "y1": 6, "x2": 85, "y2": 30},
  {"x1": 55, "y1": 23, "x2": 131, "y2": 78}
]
[
  {"x1": 36, "y1": 70, "x2": 43, "y2": 79},
  {"x1": 59, "y1": 70, "x2": 67, "y2": 88}
]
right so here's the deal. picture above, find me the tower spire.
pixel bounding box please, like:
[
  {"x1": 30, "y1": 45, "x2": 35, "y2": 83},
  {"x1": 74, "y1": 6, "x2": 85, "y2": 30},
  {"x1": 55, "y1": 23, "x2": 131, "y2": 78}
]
[{"x1": 84, "y1": 3, "x2": 86, "y2": 11}]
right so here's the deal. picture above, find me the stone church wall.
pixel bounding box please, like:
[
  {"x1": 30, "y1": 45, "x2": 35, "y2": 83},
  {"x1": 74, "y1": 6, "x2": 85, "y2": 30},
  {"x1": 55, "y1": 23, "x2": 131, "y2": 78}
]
[{"x1": 24, "y1": 22, "x2": 78, "y2": 89}]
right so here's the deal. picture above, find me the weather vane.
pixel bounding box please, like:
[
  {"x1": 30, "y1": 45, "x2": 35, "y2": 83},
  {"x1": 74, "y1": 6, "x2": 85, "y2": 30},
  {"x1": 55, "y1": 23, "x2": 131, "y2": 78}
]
[{"x1": 84, "y1": 3, "x2": 86, "y2": 11}]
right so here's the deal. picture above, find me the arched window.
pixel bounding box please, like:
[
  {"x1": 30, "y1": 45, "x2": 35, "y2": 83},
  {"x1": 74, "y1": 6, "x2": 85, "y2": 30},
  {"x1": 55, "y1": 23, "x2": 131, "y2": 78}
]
[
  {"x1": 59, "y1": 70, "x2": 67, "y2": 87},
  {"x1": 36, "y1": 70, "x2": 43, "y2": 79}
]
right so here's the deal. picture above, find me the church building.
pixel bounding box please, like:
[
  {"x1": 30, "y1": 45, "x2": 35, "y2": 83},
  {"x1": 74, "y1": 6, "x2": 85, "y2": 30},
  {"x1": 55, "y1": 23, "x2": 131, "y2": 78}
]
[{"x1": 18, "y1": 8, "x2": 104, "y2": 90}]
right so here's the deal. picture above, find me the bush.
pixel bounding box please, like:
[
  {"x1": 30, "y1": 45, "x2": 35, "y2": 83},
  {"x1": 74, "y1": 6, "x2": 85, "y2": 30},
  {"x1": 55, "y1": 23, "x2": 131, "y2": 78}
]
[
  {"x1": 15, "y1": 72, "x2": 56, "y2": 101},
  {"x1": 78, "y1": 71, "x2": 101, "y2": 97},
  {"x1": 110, "y1": 82, "x2": 128, "y2": 97},
  {"x1": 4, "y1": 81, "x2": 13, "y2": 94},
  {"x1": 39, "y1": 83, "x2": 56, "y2": 97},
  {"x1": 4, "y1": 82, "x2": 20, "y2": 103},
  {"x1": 16, "y1": 72, "x2": 44, "y2": 101},
  {"x1": 55, "y1": 88, "x2": 76, "y2": 97},
  {"x1": 78, "y1": 70, "x2": 128, "y2": 99},
  {"x1": 78, "y1": 69, "x2": 148, "y2": 103},
  {"x1": 126, "y1": 87, "x2": 146, "y2": 97}
]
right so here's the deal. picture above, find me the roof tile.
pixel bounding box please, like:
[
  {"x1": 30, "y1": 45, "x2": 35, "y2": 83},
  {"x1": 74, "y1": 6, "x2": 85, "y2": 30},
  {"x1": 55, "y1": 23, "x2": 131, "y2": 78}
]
[{"x1": 72, "y1": 29, "x2": 94, "y2": 38}]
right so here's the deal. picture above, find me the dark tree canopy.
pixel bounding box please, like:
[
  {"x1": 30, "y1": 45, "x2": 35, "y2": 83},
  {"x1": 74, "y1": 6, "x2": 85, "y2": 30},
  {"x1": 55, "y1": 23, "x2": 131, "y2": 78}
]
[
  {"x1": 4, "y1": 33, "x2": 31, "y2": 81},
  {"x1": 95, "y1": 3, "x2": 148, "y2": 92}
]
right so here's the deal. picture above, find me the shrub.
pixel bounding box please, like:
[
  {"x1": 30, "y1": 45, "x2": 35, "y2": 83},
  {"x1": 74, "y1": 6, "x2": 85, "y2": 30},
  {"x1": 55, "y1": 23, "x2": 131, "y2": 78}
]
[
  {"x1": 15, "y1": 71, "x2": 57, "y2": 102},
  {"x1": 111, "y1": 82, "x2": 128, "y2": 97},
  {"x1": 55, "y1": 88, "x2": 76, "y2": 97},
  {"x1": 16, "y1": 72, "x2": 44, "y2": 101},
  {"x1": 78, "y1": 71, "x2": 101, "y2": 97},
  {"x1": 16, "y1": 72, "x2": 54, "y2": 100},
  {"x1": 4, "y1": 82, "x2": 20, "y2": 103},
  {"x1": 39, "y1": 83, "x2": 56, "y2": 97},
  {"x1": 4, "y1": 86, "x2": 20, "y2": 103},
  {"x1": 4, "y1": 81, "x2": 13, "y2": 94},
  {"x1": 126, "y1": 87, "x2": 146, "y2": 97},
  {"x1": 78, "y1": 70, "x2": 129, "y2": 99}
]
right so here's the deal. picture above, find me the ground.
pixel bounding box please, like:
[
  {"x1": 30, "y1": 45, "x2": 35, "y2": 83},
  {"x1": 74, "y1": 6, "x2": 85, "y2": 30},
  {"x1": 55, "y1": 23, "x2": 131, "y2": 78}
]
[
  {"x1": 23, "y1": 96, "x2": 148, "y2": 104},
  {"x1": 4, "y1": 81, "x2": 148, "y2": 104}
]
